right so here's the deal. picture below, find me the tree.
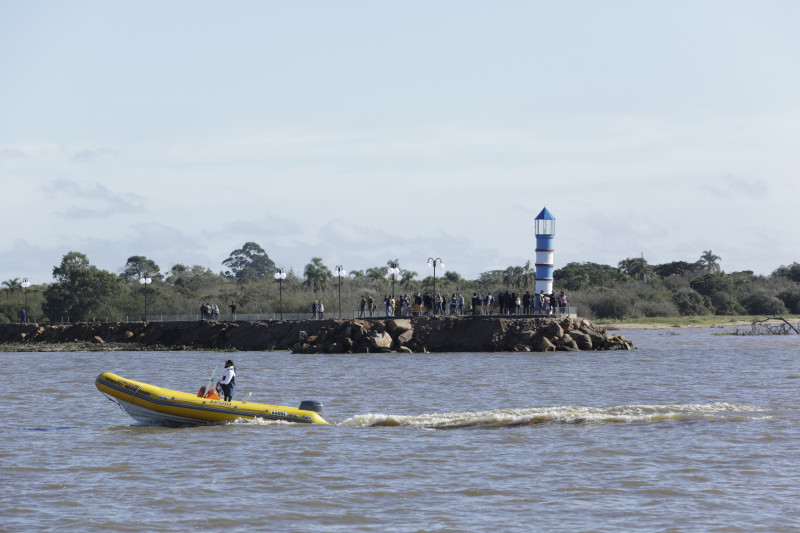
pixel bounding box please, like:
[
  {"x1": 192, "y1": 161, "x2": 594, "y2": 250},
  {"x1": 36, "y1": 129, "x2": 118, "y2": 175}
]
[
  {"x1": 777, "y1": 289, "x2": 800, "y2": 314},
  {"x1": 699, "y1": 250, "x2": 721, "y2": 273},
  {"x1": 400, "y1": 269, "x2": 418, "y2": 287},
  {"x1": 349, "y1": 269, "x2": 365, "y2": 280},
  {"x1": 164, "y1": 263, "x2": 218, "y2": 291},
  {"x1": 742, "y1": 290, "x2": 787, "y2": 315},
  {"x1": 772, "y1": 262, "x2": 800, "y2": 283},
  {"x1": 587, "y1": 291, "x2": 633, "y2": 319},
  {"x1": 443, "y1": 271, "x2": 462, "y2": 283},
  {"x1": 365, "y1": 267, "x2": 386, "y2": 282},
  {"x1": 2, "y1": 278, "x2": 21, "y2": 292},
  {"x1": 690, "y1": 273, "x2": 742, "y2": 314},
  {"x1": 618, "y1": 257, "x2": 653, "y2": 281},
  {"x1": 165, "y1": 264, "x2": 188, "y2": 286},
  {"x1": 303, "y1": 257, "x2": 332, "y2": 292},
  {"x1": 653, "y1": 261, "x2": 704, "y2": 279},
  {"x1": 222, "y1": 242, "x2": 276, "y2": 281},
  {"x1": 503, "y1": 266, "x2": 523, "y2": 288},
  {"x1": 42, "y1": 251, "x2": 123, "y2": 321},
  {"x1": 121, "y1": 256, "x2": 162, "y2": 282},
  {"x1": 672, "y1": 288, "x2": 712, "y2": 315},
  {"x1": 519, "y1": 260, "x2": 535, "y2": 289},
  {"x1": 554, "y1": 262, "x2": 626, "y2": 291},
  {"x1": 478, "y1": 270, "x2": 504, "y2": 286}
]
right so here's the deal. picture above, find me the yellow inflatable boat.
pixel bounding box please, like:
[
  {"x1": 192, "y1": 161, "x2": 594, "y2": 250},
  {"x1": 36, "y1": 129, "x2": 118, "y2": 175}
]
[{"x1": 96, "y1": 372, "x2": 328, "y2": 426}]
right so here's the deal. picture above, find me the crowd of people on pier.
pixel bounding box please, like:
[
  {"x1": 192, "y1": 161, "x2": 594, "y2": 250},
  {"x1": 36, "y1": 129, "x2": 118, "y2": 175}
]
[
  {"x1": 352, "y1": 290, "x2": 569, "y2": 318},
  {"x1": 197, "y1": 291, "x2": 569, "y2": 321}
]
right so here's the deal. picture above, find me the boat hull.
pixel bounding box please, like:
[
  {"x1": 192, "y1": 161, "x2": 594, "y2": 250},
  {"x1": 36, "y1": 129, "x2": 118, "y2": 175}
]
[{"x1": 96, "y1": 372, "x2": 328, "y2": 426}]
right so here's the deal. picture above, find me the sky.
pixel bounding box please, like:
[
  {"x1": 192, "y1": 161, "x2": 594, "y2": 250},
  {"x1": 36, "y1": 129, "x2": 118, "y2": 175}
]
[{"x1": 2, "y1": 1, "x2": 799, "y2": 284}]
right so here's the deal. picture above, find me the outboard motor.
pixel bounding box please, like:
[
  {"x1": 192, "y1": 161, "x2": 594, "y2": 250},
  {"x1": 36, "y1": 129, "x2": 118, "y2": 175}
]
[{"x1": 299, "y1": 400, "x2": 323, "y2": 415}]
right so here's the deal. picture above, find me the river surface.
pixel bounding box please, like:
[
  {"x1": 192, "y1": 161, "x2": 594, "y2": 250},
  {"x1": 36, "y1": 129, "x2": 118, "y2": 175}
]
[{"x1": 2, "y1": 328, "x2": 798, "y2": 532}]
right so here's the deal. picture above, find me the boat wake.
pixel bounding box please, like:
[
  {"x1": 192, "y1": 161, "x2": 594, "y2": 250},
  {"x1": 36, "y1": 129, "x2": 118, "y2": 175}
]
[{"x1": 337, "y1": 403, "x2": 771, "y2": 429}]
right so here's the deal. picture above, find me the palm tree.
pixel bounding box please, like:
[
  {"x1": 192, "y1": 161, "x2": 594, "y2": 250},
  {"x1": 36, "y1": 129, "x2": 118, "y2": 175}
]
[
  {"x1": 400, "y1": 269, "x2": 418, "y2": 288},
  {"x1": 2, "y1": 278, "x2": 21, "y2": 291},
  {"x1": 520, "y1": 260, "x2": 535, "y2": 289},
  {"x1": 365, "y1": 267, "x2": 386, "y2": 282},
  {"x1": 618, "y1": 257, "x2": 653, "y2": 281},
  {"x1": 503, "y1": 266, "x2": 523, "y2": 288},
  {"x1": 700, "y1": 250, "x2": 721, "y2": 273},
  {"x1": 303, "y1": 257, "x2": 332, "y2": 292}
]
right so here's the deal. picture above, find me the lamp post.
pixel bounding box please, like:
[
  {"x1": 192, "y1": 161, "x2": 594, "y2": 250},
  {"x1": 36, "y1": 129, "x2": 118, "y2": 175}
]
[
  {"x1": 21, "y1": 278, "x2": 30, "y2": 323},
  {"x1": 335, "y1": 265, "x2": 346, "y2": 318},
  {"x1": 274, "y1": 268, "x2": 287, "y2": 320},
  {"x1": 138, "y1": 273, "x2": 152, "y2": 321},
  {"x1": 426, "y1": 257, "x2": 445, "y2": 315},
  {"x1": 387, "y1": 266, "x2": 401, "y2": 299}
]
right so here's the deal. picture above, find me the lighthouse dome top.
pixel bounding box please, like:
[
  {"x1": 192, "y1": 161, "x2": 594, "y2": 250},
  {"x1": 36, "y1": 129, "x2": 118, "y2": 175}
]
[{"x1": 535, "y1": 207, "x2": 555, "y2": 220}]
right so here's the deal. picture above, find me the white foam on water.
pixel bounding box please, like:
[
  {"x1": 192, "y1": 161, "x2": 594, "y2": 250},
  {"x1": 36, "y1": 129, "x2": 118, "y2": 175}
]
[{"x1": 336, "y1": 403, "x2": 771, "y2": 429}]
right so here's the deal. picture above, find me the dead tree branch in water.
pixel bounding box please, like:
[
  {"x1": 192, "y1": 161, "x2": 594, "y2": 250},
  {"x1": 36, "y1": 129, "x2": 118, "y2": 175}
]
[{"x1": 738, "y1": 315, "x2": 800, "y2": 335}]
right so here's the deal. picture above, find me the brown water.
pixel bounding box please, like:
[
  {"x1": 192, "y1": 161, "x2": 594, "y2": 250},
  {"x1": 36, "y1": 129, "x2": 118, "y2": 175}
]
[{"x1": 2, "y1": 328, "x2": 798, "y2": 532}]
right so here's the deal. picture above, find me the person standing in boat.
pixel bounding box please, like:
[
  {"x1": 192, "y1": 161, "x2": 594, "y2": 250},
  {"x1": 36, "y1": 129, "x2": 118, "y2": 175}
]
[{"x1": 217, "y1": 360, "x2": 236, "y2": 401}]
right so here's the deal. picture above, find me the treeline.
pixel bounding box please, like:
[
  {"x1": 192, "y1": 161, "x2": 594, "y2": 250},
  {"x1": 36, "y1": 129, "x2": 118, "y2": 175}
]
[{"x1": 1, "y1": 243, "x2": 799, "y2": 322}]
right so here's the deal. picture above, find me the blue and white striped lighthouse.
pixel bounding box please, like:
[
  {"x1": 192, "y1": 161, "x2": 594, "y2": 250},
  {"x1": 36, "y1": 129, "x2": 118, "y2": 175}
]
[{"x1": 534, "y1": 207, "x2": 556, "y2": 295}]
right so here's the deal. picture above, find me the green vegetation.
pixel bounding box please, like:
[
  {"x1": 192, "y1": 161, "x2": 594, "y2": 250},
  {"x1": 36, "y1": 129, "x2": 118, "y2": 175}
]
[{"x1": 1, "y1": 245, "x2": 799, "y2": 323}]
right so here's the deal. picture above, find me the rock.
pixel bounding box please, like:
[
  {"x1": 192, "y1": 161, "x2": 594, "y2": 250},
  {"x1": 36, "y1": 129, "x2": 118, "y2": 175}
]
[
  {"x1": 92, "y1": 336, "x2": 105, "y2": 344},
  {"x1": 386, "y1": 319, "x2": 412, "y2": 333},
  {"x1": 543, "y1": 321, "x2": 563, "y2": 339},
  {"x1": 398, "y1": 346, "x2": 413, "y2": 353},
  {"x1": 579, "y1": 327, "x2": 606, "y2": 347},
  {"x1": 571, "y1": 332, "x2": 593, "y2": 350},
  {"x1": 560, "y1": 318, "x2": 574, "y2": 332},
  {"x1": 124, "y1": 331, "x2": 134, "y2": 339},
  {"x1": 298, "y1": 331, "x2": 308, "y2": 342},
  {"x1": 351, "y1": 325, "x2": 366, "y2": 341},
  {"x1": 369, "y1": 331, "x2": 394, "y2": 350},
  {"x1": 326, "y1": 342, "x2": 341, "y2": 353},
  {"x1": 603, "y1": 335, "x2": 634, "y2": 350},
  {"x1": 534, "y1": 336, "x2": 557, "y2": 352},
  {"x1": 517, "y1": 330, "x2": 537, "y2": 342},
  {"x1": 397, "y1": 329, "x2": 414, "y2": 345}
]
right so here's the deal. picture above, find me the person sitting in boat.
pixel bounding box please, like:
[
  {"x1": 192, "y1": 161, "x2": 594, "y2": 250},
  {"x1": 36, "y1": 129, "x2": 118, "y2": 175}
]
[{"x1": 217, "y1": 360, "x2": 236, "y2": 401}]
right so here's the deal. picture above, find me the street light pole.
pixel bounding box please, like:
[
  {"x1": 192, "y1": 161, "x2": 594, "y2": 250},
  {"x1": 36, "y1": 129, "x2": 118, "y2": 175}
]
[
  {"x1": 274, "y1": 268, "x2": 287, "y2": 320},
  {"x1": 21, "y1": 278, "x2": 30, "y2": 323},
  {"x1": 335, "y1": 265, "x2": 346, "y2": 318},
  {"x1": 139, "y1": 273, "x2": 152, "y2": 321},
  {"x1": 426, "y1": 258, "x2": 445, "y2": 315},
  {"x1": 387, "y1": 266, "x2": 400, "y2": 299}
]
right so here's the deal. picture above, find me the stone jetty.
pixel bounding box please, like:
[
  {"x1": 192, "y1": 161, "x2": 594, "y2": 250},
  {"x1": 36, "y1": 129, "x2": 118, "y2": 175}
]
[{"x1": 0, "y1": 316, "x2": 633, "y2": 353}]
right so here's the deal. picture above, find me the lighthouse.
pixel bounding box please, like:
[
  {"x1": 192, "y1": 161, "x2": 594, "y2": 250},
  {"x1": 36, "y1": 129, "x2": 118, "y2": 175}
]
[{"x1": 534, "y1": 207, "x2": 556, "y2": 295}]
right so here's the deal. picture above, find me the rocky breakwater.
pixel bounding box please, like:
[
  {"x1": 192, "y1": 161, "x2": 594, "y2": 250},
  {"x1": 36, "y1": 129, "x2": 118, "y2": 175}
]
[
  {"x1": 0, "y1": 316, "x2": 633, "y2": 353},
  {"x1": 290, "y1": 316, "x2": 632, "y2": 354}
]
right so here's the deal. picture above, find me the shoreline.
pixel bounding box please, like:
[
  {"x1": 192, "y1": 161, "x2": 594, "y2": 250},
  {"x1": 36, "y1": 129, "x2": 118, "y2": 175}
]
[
  {"x1": 600, "y1": 321, "x2": 753, "y2": 331},
  {"x1": 598, "y1": 315, "x2": 799, "y2": 331}
]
